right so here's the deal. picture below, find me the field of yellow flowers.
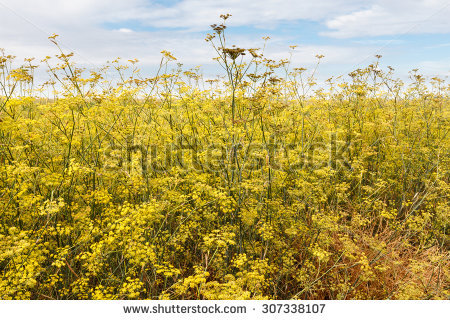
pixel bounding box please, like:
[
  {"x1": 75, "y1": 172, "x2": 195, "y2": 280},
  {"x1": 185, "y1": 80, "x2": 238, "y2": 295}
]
[{"x1": 0, "y1": 19, "x2": 449, "y2": 300}]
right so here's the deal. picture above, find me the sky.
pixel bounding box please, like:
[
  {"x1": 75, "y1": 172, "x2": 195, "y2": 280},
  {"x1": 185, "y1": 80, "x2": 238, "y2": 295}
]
[{"x1": 0, "y1": 0, "x2": 449, "y2": 83}]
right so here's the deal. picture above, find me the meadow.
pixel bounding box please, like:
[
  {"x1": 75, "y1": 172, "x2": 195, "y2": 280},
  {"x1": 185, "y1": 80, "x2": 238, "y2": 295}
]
[{"x1": 0, "y1": 17, "x2": 448, "y2": 299}]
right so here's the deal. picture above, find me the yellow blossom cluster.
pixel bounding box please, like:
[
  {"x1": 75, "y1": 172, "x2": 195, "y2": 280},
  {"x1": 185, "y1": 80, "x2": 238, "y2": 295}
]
[{"x1": 0, "y1": 19, "x2": 448, "y2": 300}]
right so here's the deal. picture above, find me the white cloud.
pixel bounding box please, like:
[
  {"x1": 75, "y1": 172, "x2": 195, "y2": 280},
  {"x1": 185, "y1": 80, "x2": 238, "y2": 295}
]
[
  {"x1": 125, "y1": 0, "x2": 365, "y2": 30},
  {"x1": 117, "y1": 28, "x2": 134, "y2": 33},
  {"x1": 0, "y1": 0, "x2": 366, "y2": 65},
  {"x1": 322, "y1": 0, "x2": 450, "y2": 38},
  {"x1": 417, "y1": 58, "x2": 450, "y2": 76},
  {"x1": 0, "y1": 0, "x2": 448, "y2": 81}
]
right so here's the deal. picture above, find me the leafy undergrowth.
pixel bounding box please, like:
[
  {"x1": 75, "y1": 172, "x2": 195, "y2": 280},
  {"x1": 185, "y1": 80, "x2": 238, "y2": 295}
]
[{"x1": 0, "y1": 17, "x2": 448, "y2": 300}]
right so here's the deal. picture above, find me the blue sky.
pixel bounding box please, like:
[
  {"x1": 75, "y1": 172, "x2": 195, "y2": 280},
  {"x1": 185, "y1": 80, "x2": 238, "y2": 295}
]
[{"x1": 0, "y1": 0, "x2": 449, "y2": 82}]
